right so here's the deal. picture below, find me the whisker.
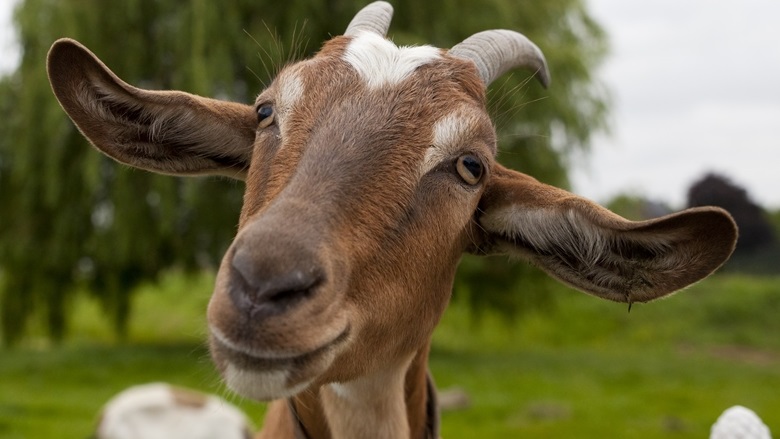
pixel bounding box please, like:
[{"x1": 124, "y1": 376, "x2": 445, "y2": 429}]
[
  {"x1": 245, "y1": 28, "x2": 276, "y2": 82},
  {"x1": 288, "y1": 20, "x2": 311, "y2": 63},
  {"x1": 245, "y1": 66, "x2": 265, "y2": 88},
  {"x1": 489, "y1": 73, "x2": 538, "y2": 130}
]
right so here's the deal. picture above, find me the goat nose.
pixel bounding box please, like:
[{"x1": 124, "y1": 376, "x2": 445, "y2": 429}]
[{"x1": 229, "y1": 246, "x2": 323, "y2": 315}]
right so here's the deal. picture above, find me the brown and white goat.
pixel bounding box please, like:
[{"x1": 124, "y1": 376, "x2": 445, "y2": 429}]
[{"x1": 47, "y1": 2, "x2": 737, "y2": 438}]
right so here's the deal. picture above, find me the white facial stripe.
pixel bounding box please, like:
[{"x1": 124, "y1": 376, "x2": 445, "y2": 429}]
[
  {"x1": 433, "y1": 112, "x2": 472, "y2": 150},
  {"x1": 421, "y1": 112, "x2": 475, "y2": 176},
  {"x1": 277, "y1": 69, "x2": 305, "y2": 115},
  {"x1": 344, "y1": 31, "x2": 441, "y2": 89}
]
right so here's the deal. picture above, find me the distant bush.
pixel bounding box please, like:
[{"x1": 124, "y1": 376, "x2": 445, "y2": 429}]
[
  {"x1": 688, "y1": 173, "x2": 775, "y2": 252},
  {"x1": 687, "y1": 173, "x2": 778, "y2": 274}
]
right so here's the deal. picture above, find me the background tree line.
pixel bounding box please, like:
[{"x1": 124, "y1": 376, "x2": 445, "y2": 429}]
[
  {"x1": 608, "y1": 173, "x2": 780, "y2": 275},
  {"x1": 0, "y1": 0, "x2": 609, "y2": 345}
]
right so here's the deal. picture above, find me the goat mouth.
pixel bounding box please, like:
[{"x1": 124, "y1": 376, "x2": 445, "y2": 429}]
[
  {"x1": 210, "y1": 326, "x2": 351, "y2": 400},
  {"x1": 210, "y1": 324, "x2": 351, "y2": 372}
]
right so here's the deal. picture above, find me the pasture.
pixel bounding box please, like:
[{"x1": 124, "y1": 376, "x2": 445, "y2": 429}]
[{"x1": 1, "y1": 271, "x2": 778, "y2": 438}]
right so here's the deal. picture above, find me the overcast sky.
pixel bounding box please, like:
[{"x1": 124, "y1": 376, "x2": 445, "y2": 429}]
[
  {"x1": 574, "y1": 0, "x2": 780, "y2": 209},
  {"x1": 1, "y1": 1, "x2": 778, "y2": 209}
]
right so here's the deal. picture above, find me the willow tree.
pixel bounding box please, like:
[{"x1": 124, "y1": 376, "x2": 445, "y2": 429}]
[{"x1": 0, "y1": 0, "x2": 608, "y2": 344}]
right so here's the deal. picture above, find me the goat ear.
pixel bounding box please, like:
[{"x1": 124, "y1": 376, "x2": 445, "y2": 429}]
[
  {"x1": 474, "y1": 164, "x2": 738, "y2": 304},
  {"x1": 47, "y1": 38, "x2": 256, "y2": 180}
]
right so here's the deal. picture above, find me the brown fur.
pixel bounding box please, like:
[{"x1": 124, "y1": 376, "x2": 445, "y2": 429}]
[
  {"x1": 169, "y1": 386, "x2": 209, "y2": 409},
  {"x1": 47, "y1": 7, "x2": 737, "y2": 438}
]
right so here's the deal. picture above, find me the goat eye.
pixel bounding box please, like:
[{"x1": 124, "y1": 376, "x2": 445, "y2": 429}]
[
  {"x1": 455, "y1": 155, "x2": 483, "y2": 185},
  {"x1": 256, "y1": 104, "x2": 275, "y2": 128}
]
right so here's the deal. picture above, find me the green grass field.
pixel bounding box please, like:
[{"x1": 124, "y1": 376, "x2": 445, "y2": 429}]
[{"x1": 1, "y1": 272, "x2": 778, "y2": 438}]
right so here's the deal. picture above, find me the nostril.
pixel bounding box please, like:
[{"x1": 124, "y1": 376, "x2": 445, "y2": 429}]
[
  {"x1": 261, "y1": 268, "x2": 322, "y2": 309},
  {"x1": 264, "y1": 269, "x2": 321, "y2": 301},
  {"x1": 229, "y1": 247, "x2": 324, "y2": 314}
]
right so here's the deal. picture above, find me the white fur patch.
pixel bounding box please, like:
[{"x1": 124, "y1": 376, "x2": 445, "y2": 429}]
[
  {"x1": 421, "y1": 112, "x2": 473, "y2": 175},
  {"x1": 344, "y1": 31, "x2": 441, "y2": 89},
  {"x1": 329, "y1": 382, "x2": 353, "y2": 400},
  {"x1": 225, "y1": 364, "x2": 312, "y2": 401},
  {"x1": 321, "y1": 354, "x2": 415, "y2": 439},
  {"x1": 96, "y1": 383, "x2": 250, "y2": 439},
  {"x1": 483, "y1": 207, "x2": 609, "y2": 264},
  {"x1": 481, "y1": 205, "x2": 681, "y2": 299},
  {"x1": 433, "y1": 112, "x2": 472, "y2": 149},
  {"x1": 277, "y1": 70, "x2": 305, "y2": 115}
]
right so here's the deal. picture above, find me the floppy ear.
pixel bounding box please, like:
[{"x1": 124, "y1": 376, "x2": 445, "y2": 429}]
[
  {"x1": 475, "y1": 164, "x2": 738, "y2": 304},
  {"x1": 47, "y1": 38, "x2": 257, "y2": 179}
]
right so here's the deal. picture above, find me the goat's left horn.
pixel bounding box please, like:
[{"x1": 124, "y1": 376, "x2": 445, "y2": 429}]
[
  {"x1": 345, "y1": 1, "x2": 394, "y2": 37},
  {"x1": 449, "y1": 30, "x2": 550, "y2": 88}
]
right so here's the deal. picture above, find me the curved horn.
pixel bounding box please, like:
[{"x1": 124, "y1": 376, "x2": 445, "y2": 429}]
[
  {"x1": 345, "y1": 1, "x2": 394, "y2": 37},
  {"x1": 449, "y1": 30, "x2": 550, "y2": 88}
]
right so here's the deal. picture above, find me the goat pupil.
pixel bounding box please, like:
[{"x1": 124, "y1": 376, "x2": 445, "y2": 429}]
[
  {"x1": 462, "y1": 156, "x2": 482, "y2": 179},
  {"x1": 257, "y1": 105, "x2": 273, "y2": 122}
]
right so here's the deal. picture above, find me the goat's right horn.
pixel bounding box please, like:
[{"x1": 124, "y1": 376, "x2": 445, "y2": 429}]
[
  {"x1": 449, "y1": 29, "x2": 550, "y2": 88},
  {"x1": 344, "y1": 1, "x2": 394, "y2": 37}
]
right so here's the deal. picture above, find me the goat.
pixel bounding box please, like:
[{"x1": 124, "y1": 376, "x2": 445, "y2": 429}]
[
  {"x1": 95, "y1": 383, "x2": 252, "y2": 439},
  {"x1": 710, "y1": 406, "x2": 771, "y2": 439},
  {"x1": 47, "y1": 2, "x2": 737, "y2": 437}
]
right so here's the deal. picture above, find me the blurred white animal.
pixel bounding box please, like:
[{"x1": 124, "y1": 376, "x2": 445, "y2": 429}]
[
  {"x1": 95, "y1": 383, "x2": 252, "y2": 439},
  {"x1": 711, "y1": 405, "x2": 771, "y2": 439}
]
